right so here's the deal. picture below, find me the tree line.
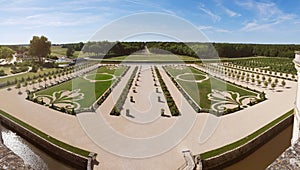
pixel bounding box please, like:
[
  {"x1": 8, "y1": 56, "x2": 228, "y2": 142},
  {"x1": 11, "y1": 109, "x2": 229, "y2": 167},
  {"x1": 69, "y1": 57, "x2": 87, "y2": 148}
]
[
  {"x1": 2, "y1": 37, "x2": 300, "y2": 59},
  {"x1": 81, "y1": 41, "x2": 145, "y2": 58},
  {"x1": 213, "y1": 43, "x2": 298, "y2": 58},
  {"x1": 77, "y1": 41, "x2": 300, "y2": 58}
]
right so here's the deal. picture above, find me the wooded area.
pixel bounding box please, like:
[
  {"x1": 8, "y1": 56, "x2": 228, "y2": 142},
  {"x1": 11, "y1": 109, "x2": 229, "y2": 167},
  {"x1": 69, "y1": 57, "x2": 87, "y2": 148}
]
[
  {"x1": 79, "y1": 41, "x2": 300, "y2": 58},
  {"x1": 2, "y1": 41, "x2": 300, "y2": 59}
]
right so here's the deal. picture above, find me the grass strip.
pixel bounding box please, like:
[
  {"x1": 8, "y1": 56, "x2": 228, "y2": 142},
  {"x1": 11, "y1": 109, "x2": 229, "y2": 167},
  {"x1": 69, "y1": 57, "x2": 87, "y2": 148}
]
[
  {"x1": 200, "y1": 109, "x2": 293, "y2": 159},
  {"x1": 0, "y1": 110, "x2": 91, "y2": 157}
]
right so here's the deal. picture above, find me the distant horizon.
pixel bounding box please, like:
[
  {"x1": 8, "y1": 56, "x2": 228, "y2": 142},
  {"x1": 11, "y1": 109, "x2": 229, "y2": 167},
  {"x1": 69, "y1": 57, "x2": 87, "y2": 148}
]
[{"x1": 2, "y1": 41, "x2": 300, "y2": 46}]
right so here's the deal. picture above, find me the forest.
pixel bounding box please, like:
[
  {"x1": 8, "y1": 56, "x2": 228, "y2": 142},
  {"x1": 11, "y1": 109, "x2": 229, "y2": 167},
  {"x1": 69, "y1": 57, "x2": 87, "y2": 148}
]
[
  {"x1": 2, "y1": 41, "x2": 300, "y2": 59},
  {"x1": 78, "y1": 41, "x2": 300, "y2": 59}
]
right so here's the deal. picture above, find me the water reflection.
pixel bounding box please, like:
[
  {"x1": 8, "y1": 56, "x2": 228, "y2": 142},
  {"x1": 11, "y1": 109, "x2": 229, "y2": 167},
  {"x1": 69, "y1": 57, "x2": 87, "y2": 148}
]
[
  {"x1": 225, "y1": 125, "x2": 292, "y2": 170},
  {"x1": 2, "y1": 130, "x2": 48, "y2": 170},
  {"x1": 0, "y1": 125, "x2": 74, "y2": 170}
]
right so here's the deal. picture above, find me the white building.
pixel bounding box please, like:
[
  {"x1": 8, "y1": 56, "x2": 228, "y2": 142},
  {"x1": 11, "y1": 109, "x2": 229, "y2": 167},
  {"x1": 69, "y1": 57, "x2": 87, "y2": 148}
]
[{"x1": 292, "y1": 51, "x2": 300, "y2": 145}]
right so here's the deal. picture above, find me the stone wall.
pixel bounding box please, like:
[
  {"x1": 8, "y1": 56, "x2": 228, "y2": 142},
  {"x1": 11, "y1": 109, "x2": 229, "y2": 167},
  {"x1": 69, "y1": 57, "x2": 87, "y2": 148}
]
[
  {"x1": 0, "y1": 114, "x2": 92, "y2": 170},
  {"x1": 202, "y1": 114, "x2": 293, "y2": 170}
]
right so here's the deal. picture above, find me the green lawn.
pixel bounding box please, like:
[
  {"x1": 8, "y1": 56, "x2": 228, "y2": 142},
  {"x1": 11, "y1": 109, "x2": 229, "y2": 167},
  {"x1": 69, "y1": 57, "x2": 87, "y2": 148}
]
[
  {"x1": 0, "y1": 66, "x2": 12, "y2": 75},
  {"x1": 51, "y1": 46, "x2": 80, "y2": 58},
  {"x1": 102, "y1": 54, "x2": 200, "y2": 61},
  {"x1": 165, "y1": 66, "x2": 257, "y2": 110},
  {"x1": 179, "y1": 74, "x2": 206, "y2": 81},
  {"x1": 35, "y1": 65, "x2": 127, "y2": 109},
  {"x1": 86, "y1": 73, "x2": 113, "y2": 80}
]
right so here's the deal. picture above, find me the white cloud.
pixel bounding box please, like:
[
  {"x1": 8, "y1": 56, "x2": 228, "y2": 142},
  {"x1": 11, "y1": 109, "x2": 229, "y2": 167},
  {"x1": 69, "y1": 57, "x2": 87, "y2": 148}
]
[
  {"x1": 198, "y1": 25, "x2": 231, "y2": 33},
  {"x1": 237, "y1": 0, "x2": 296, "y2": 32},
  {"x1": 223, "y1": 8, "x2": 241, "y2": 17},
  {"x1": 214, "y1": 0, "x2": 241, "y2": 17},
  {"x1": 0, "y1": 12, "x2": 105, "y2": 28},
  {"x1": 240, "y1": 21, "x2": 268, "y2": 31},
  {"x1": 197, "y1": 3, "x2": 221, "y2": 22},
  {"x1": 124, "y1": 0, "x2": 177, "y2": 15}
]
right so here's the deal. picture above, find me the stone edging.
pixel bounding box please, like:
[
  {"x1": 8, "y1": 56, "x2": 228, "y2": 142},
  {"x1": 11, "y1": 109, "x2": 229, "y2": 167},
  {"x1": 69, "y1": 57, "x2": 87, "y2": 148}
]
[
  {"x1": 201, "y1": 113, "x2": 293, "y2": 170},
  {"x1": 0, "y1": 113, "x2": 96, "y2": 170}
]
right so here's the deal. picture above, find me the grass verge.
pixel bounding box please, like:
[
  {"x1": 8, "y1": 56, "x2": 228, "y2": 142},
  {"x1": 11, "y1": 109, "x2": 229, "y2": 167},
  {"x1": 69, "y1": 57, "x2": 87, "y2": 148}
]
[
  {"x1": 200, "y1": 109, "x2": 293, "y2": 159},
  {"x1": 0, "y1": 110, "x2": 91, "y2": 157}
]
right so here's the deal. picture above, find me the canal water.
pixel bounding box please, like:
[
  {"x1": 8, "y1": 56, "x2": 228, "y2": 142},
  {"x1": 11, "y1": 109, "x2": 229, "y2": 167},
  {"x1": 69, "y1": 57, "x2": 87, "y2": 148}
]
[
  {"x1": 225, "y1": 124, "x2": 293, "y2": 170},
  {"x1": 0, "y1": 124, "x2": 74, "y2": 170},
  {"x1": 0, "y1": 123, "x2": 292, "y2": 169}
]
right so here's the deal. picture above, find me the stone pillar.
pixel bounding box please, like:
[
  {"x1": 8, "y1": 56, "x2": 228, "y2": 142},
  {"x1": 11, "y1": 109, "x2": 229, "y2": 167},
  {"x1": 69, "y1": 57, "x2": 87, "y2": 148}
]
[
  {"x1": 87, "y1": 152, "x2": 97, "y2": 170},
  {"x1": 292, "y1": 51, "x2": 300, "y2": 145},
  {"x1": 0, "y1": 121, "x2": 3, "y2": 144}
]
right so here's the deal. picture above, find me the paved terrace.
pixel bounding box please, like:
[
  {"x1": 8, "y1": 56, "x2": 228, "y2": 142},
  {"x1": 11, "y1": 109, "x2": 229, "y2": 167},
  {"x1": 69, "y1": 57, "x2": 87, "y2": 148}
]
[{"x1": 0, "y1": 64, "x2": 296, "y2": 169}]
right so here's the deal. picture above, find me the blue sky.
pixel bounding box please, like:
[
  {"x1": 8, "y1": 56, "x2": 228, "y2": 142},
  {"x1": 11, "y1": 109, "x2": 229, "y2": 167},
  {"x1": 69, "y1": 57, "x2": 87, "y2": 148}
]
[{"x1": 1, "y1": 0, "x2": 300, "y2": 44}]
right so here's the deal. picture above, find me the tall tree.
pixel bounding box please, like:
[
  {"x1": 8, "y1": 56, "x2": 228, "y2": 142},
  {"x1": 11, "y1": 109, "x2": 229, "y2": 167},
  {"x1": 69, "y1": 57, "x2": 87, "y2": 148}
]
[
  {"x1": 66, "y1": 47, "x2": 75, "y2": 57},
  {"x1": 0, "y1": 47, "x2": 14, "y2": 60},
  {"x1": 29, "y1": 36, "x2": 51, "y2": 63}
]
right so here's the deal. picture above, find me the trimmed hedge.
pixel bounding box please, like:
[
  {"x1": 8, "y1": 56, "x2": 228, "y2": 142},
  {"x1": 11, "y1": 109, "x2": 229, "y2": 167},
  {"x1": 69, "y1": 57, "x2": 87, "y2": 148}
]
[
  {"x1": 155, "y1": 66, "x2": 180, "y2": 116},
  {"x1": 110, "y1": 66, "x2": 138, "y2": 116},
  {"x1": 94, "y1": 65, "x2": 130, "y2": 109}
]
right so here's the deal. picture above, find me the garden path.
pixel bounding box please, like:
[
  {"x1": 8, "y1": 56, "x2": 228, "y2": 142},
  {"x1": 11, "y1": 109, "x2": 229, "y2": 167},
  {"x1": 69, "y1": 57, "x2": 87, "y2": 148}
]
[{"x1": 0, "y1": 63, "x2": 297, "y2": 169}]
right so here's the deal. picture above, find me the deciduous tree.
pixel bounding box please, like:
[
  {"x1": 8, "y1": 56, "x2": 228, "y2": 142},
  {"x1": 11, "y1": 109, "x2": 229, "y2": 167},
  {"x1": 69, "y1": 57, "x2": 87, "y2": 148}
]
[{"x1": 29, "y1": 36, "x2": 51, "y2": 63}]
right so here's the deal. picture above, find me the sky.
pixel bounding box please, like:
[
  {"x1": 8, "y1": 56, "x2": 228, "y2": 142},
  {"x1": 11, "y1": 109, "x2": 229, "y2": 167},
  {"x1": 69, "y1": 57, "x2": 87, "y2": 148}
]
[{"x1": 1, "y1": 0, "x2": 300, "y2": 44}]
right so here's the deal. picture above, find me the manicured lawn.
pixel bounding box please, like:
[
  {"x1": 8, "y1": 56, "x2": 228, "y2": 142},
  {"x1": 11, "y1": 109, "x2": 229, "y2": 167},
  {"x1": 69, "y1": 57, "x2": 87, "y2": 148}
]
[
  {"x1": 86, "y1": 73, "x2": 113, "y2": 80},
  {"x1": 165, "y1": 66, "x2": 257, "y2": 110},
  {"x1": 102, "y1": 54, "x2": 200, "y2": 61},
  {"x1": 35, "y1": 65, "x2": 127, "y2": 109},
  {"x1": 179, "y1": 74, "x2": 206, "y2": 81}
]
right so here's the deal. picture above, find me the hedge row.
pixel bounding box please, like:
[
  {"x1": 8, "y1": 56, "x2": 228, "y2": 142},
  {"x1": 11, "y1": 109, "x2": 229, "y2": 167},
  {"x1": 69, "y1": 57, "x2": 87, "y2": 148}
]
[
  {"x1": 163, "y1": 66, "x2": 201, "y2": 113},
  {"x1": 154, "y1": 66, "x2": 180, "y2": 116},
  {"x1": 110, "y1": 66, "x2": 138, "y2": 116},
  {"x1": 92, "y1": 66, "x2": 130, "y2": 110}
]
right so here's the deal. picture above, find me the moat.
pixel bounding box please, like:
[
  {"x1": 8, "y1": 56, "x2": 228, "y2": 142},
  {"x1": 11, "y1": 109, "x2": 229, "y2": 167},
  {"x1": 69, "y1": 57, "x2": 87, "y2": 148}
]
[{"x1": 0, "y1": 124, "x2": 73, "y2": 170}]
